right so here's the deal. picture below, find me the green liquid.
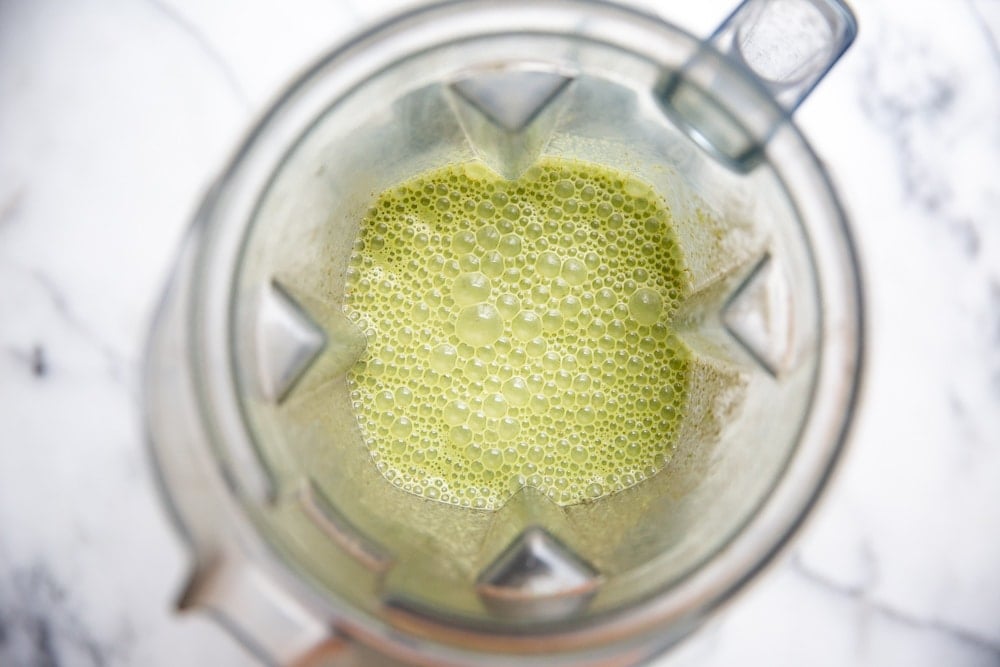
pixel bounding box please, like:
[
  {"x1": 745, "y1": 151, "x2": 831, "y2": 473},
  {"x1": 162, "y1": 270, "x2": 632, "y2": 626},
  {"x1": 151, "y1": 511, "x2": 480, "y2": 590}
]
[{"x1": 344, "y1": 158, "x2": 692, "y2": 509}]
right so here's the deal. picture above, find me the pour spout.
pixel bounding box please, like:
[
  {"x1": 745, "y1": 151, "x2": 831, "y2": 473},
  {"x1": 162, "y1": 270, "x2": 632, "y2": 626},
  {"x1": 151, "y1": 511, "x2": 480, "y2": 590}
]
[{"x1": 658, "y1": 0, "x2": 857, "y2": 170}]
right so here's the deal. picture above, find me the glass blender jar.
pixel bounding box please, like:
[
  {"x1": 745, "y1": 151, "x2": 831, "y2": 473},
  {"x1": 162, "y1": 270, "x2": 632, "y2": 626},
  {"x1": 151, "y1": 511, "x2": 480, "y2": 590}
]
[{"x1": 145, "y1": 0, "x2": 863, "y2": 664}]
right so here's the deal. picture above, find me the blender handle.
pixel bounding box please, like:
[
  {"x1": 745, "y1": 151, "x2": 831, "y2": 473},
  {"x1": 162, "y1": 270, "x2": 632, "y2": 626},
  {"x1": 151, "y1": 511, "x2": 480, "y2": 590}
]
[
  {"x1": 657, "y1": 0, "x2": 857, "y2": 170},
  {"x1": 709, "y1": 0, "x2": 857, "y2": 114}
]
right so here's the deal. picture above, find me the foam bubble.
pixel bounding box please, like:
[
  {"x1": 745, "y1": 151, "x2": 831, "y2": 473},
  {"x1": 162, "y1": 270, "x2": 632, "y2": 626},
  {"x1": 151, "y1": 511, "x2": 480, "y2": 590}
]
[
  {"x1": 456, "y1": 304, "x2": 503, "y2": 346},
  {"x1": 453, "y1": 272, "x2": 491, "y2": 306}
]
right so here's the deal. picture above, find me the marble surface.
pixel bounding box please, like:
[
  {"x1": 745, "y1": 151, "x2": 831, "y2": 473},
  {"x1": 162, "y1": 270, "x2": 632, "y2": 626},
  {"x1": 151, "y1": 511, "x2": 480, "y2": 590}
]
[{"x1": 1, "y1": 0, "x2": 999, "y2": 665}]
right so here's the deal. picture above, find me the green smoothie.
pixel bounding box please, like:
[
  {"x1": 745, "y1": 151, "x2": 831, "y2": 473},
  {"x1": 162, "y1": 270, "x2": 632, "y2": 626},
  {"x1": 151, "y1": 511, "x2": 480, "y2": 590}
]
[{"x1": 343, "y1": 158, "x2": 692, "y2": 509}]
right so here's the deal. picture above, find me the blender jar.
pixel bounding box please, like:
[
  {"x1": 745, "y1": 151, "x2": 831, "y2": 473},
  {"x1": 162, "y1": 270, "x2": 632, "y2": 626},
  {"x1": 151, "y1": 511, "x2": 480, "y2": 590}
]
[{"x1": 145, "y1": 0, "x2": 863, "y2": 665}]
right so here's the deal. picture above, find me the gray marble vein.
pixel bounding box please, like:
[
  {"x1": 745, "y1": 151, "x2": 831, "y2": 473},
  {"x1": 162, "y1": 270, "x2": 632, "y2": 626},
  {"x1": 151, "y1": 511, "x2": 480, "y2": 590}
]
[
  {"x1": 0, "y1": 190, "x2": 24, "y2": 230},
  {"x1": 790, "y1": 555, "x2": 1000, "y2": 660},
  {"x1": 144, "y1": 0, "x2": 253, "y2": 111},
  {"x1": 0, "y1": 563, "x2": 120, "y2": 667},
  {"x1": 28, "y1": 271, "x2": 129, "y2": 384},
  {"x1": 968, "y1": 0, "x2": 1000, "y2": 66}
]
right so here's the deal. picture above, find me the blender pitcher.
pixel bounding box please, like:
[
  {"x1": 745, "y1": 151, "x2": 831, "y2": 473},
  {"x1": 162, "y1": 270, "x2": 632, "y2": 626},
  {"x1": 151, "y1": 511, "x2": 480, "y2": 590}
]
[{"x1": 144, "y1": 0, "x2": 863, "y2": 665}]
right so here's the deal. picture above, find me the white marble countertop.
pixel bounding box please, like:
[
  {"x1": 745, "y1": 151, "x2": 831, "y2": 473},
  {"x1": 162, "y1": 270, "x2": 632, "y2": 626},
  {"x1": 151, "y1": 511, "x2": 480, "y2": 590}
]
[{"x1": 1, "y1": 0, "x2": 999, "y2": 665}]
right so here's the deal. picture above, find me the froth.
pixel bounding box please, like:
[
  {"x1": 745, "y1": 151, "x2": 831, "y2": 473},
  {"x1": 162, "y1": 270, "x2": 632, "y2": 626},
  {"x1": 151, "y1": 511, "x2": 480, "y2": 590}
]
[{"x1": 344, "y1": 158, "x2": 692, "y2": 509}]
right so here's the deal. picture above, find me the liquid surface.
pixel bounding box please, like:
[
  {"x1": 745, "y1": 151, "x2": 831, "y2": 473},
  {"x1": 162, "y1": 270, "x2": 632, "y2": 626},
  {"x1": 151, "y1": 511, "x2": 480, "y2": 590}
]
[{"x1": 344, "y1": 158, "x2": 692, "y2": 509}]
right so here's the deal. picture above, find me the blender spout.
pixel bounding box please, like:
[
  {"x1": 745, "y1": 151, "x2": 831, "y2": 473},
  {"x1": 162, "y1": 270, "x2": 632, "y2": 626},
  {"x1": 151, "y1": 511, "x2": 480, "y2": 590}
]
[
  {"x1": 710, "y1": 0, "x2": 857, "y2": 114},
  {"x1": 656, "y1": 0, "x2": 857, "y2": 171}
]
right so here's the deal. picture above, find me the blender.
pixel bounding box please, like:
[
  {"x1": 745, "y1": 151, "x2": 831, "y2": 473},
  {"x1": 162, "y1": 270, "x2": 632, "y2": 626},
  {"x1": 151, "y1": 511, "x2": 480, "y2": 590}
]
[{"x1": 145, "y1": 0, "x2": 863, "y2": 664}]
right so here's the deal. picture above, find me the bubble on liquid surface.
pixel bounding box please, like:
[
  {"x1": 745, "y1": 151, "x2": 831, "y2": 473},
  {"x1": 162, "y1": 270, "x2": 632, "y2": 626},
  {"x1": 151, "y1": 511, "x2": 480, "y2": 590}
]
[
  {"x1": 430, "y1": 344, "x2": 458, "y2": 372},
  {"x1": 629, "y1": 288, "x2": 663, "y2": 326},
  {"x1": 342, "y1": 157, "x2": 692, "y2": 509},
  {"x1": 512, "y1": 310, "x2": 543, "y2": 341},
  {"x1": 456, "y1": 304, "x2": 503, "y2": 347}
]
